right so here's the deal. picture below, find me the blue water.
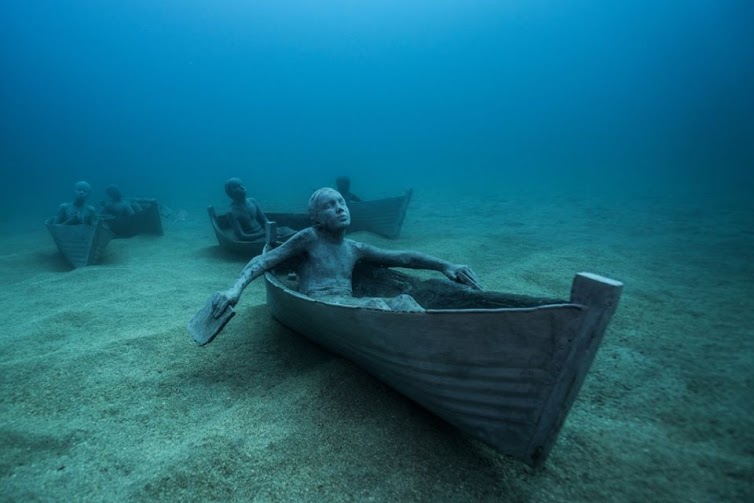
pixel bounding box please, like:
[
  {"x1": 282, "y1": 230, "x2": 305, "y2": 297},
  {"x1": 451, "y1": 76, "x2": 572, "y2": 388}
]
[
  {"x1": 2, "y1": 1, "x2": 752, "y2": 216},
  {"x1": 2, "y1": 3, "x2": 753, "y2": 500}
]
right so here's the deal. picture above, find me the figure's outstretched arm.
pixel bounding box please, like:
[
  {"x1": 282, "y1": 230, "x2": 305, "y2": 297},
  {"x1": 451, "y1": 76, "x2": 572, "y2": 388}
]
[
  {"x1": 357, "y1": 243, "x2": 482, "y2": 290},
  {"x1": 211, "y1": 229, "x2": 313, "y2": 317}
]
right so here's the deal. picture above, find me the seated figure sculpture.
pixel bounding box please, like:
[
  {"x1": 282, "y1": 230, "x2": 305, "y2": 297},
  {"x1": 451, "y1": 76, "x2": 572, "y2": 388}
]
[
  {"x1": 224, "y1": 177, "x2": 295, "y2": 242},
  {"x1": 225, "y1": 177, "x2": 266, "y2": 241},
  {"x1": 335, "y1": 176, "x2": 362, "y2": 203},
  {"x1": 55, "y1": 181, "x2": 98, "y2": 225},
  {"x1": 101, "y1": 184, "x2": 140, "y2": 217},
  {"x1": 211, "y1": 187, "x2": 481, "y2": 318}
]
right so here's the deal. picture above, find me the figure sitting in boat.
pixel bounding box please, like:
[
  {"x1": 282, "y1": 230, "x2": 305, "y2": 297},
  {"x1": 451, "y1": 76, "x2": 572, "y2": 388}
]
[
  {"x1": 223, "y1": 177, "x2": 296, "y2": 242},
  {"x1": 55, "y1": 180, "x2": 98, "y2": 225},
  {"x1": 100, "y1": 184, "x2": 164, "y2": 237},
  {"x1": 190, "y1": 187, "x2": 623, "y2": 469},
  {"x1": 209, "y1": 186, "x2": 480, "y2": 321},
  {"x1": 101, "y1": 184, "x2": 142, "y2": 217},
  {"x1": 47, "y1": 180, "x2": 113, "y2": 268}
]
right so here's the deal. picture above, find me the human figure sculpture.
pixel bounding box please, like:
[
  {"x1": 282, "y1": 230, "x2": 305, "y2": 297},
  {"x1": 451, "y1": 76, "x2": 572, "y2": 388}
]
[
  {"x1": 101, "y1": 184, "x2": 139, "y2": 217},
  {"x1": 224, "y1": 177, "x2": 295, "y2": 242},
  {"x1": 211, "y1": 187, "x2": 481, "y2": 318},
  {"x1": 335, "y1": 176, "x2": 362, "y2": 203},
  {"x1": 55, "y1": 181, "x2": 98, "y2": 225},
  {"x1": 224, "y1": 177, "x2": 267, "y2": 241}
]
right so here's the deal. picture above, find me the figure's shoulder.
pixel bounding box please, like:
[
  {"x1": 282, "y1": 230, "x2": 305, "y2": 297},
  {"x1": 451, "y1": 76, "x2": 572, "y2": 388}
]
[
  {"x1": 294, "y1": 226, "x2": 318, "y2": 243},
  {"x1": 350, "y1": 239, "x2": 375, "y2": 253},
  {"x1": 276, "y1": 226, "x2": 317, "y2": 252}
]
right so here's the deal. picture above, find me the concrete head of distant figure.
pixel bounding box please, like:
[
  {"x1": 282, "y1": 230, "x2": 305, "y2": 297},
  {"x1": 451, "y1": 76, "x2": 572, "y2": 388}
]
[
  {"x1": 73, "y1": 181, "x2": 92, "y2": 203},
  {"x1": 334, "y1": 176, "x2": 361, "y2": 203},
  {"x1": 224, "y1": 177, "x2": 247, "y2": 202},
  {"x1": 308, "y1": 187, "x2": 350, "y2": 231},
  {"x1": 105, "y1": 184, "x2": 123, "y2": 201},
  {"x1": 335, "y1": 176, "x2": 351, "y2": 194}
]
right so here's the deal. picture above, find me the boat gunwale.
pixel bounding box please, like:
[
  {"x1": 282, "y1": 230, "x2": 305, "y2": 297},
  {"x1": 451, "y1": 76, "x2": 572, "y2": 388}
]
[
  {"x1": 208, "y1": 205, "x2": 267, "y2": 253},
  {"x1": 264, "y1": 269, "x2": 581, "y2": 315}
]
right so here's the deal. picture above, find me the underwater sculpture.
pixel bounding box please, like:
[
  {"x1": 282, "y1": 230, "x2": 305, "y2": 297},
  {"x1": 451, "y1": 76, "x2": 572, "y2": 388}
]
[
  {"x1": 192, "y1": 187, "x2": 478, "y2": 341},
  {"x1": 223, "y1": 177, "x2": 296, "y2": 243},
  {"x1": 189, "y1": 187, "x2": 623, "y2": 467},
  {"x1": 100, "y1": 184, "x2": 164, "y2": 238},
  {"x1": 47, "y1": 181, "x2": 113, "y2": 268},
  {"x1": 55, "y1": 181, "x2": 97, "y2": 225}
]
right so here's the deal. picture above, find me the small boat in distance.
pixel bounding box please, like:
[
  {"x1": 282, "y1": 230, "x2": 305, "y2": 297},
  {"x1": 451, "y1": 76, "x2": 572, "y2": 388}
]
[
  {"x1": 268, "y1": 189, "x2": 413, "y2": 240},
  {"x1": 45, "y1": 218, "x2": 114, "y2": 269},
  {"x1": 104, "y1": 199, "x2": 164, "y2": 238},
  {"x1": 263, "y1": 260, "x2": 623, "y2": 467}
]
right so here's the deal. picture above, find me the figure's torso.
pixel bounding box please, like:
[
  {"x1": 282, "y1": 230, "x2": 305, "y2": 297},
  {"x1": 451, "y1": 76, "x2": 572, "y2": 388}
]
[
  {"x1": 61, "y1": 203, "x2": 96, "y2": 225},
  {"x1": 103, "y1": 201, "x2": 132, "y2": 217},
  {"x1": 231, "y1": 199, "x2": 264, "y2": 234},
  {"x1": 297, "y1": 237, "x2": 359, "y2": 297}
]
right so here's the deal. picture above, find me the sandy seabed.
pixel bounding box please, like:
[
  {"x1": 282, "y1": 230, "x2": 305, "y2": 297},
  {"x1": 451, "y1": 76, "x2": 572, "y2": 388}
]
[{"x1": 1, "y1": 190, "x2": 752, "y2": 502}]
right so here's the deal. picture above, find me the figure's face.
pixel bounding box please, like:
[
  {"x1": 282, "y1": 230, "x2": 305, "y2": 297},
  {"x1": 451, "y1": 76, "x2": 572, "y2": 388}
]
[
  {"x1": 74, "y1": 182, "x2": 91, "y2": 201},
  {"x1": 226, "y1": 180, "x2": 247, "y2": 200},
  {"x1": 314, "y1": 190, "x2": 350, "y2": 231}
]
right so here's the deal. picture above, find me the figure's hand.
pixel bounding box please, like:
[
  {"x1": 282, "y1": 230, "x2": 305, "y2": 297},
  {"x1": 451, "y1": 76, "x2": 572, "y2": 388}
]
[
  {"x1": 211, "y1": 289, "x2": 239, "y2": 318},
  {"x1": 445, "y1": 264, "x2": 483, "y2": 290}
]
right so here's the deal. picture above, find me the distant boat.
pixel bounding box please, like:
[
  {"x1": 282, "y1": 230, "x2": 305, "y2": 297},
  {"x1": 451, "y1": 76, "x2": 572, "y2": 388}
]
[
  {"x1": 264, "y1": 260, "x2": 623, "y2": 467},
  {"x1": 268, "y1": 190, "x2": 413, "y2": 240},
  {"x1": 45, "y1": 218, "x2": 114, "y2": 268},
  {"x1": 104, "y1": 200, "x2": 164, "y2": 238},
  {"x1": 209, "y1": 190, "x2": 414, "y2": 256}
]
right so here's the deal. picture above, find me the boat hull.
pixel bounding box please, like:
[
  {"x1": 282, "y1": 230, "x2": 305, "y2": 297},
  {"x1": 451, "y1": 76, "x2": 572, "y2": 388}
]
[
  {"x1": 264, "y1": 267, "x2": 621, "y2": 467},
  {"x1": 267, "y1": 190, "x2": 413, "y2": 240},
  {"x1": 207, "y1": 206, "x2": 267, "y2": 256},
  {"x1": 45, "y1": 218, "x2": 114, "y2": 268},
  {"x1": 106, "y1": 202, "x2": 164, "y2": 238}
]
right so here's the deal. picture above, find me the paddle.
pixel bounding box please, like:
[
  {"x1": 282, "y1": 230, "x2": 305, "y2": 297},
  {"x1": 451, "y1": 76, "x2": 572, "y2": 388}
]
[{"x1": 187, "y1": 295, "x2": 236, "y2": 346}]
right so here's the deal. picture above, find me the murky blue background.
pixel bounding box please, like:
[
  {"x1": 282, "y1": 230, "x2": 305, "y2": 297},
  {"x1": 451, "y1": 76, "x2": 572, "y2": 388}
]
[{"x1": 2, "y1": 1, "x2": 752, "y2": 218}]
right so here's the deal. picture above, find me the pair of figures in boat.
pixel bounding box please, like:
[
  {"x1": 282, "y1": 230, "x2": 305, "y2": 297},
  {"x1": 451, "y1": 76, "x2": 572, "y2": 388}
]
[
  {"x1": 49, "y1": 181, "x2": 165, "y2": 268},
  {"x1": 54, "y1": 181, "x2": 158, "y2": 226}
]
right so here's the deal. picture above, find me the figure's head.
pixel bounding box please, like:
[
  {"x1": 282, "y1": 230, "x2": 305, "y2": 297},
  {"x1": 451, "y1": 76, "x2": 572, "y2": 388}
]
[
  {"x1": 73, "y1": 181, "x2": 91, "y2": 201},
  {"x1": 308, "y1": 187, "x2": 350, "y2": 231},
  {"x1": 105, "y1": 184, "x2": 122, "y2": 201},
  {"x1": 335, "y1": 176, "x2": 350, "y2": 193},
  {"x1": 224, "y1": 177, "x2": 246, "y2": 200}
]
